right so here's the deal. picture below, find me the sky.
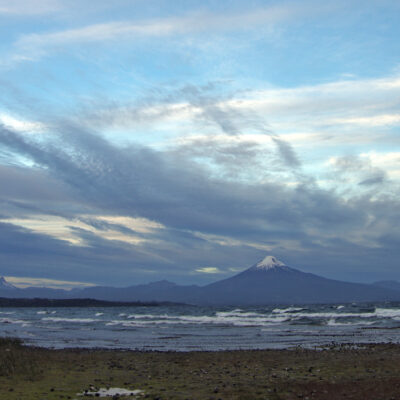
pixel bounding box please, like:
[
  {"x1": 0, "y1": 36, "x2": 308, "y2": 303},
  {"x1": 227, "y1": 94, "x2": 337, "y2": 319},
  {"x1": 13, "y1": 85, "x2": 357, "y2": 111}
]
[{"x1": 0, "y1": 0, "x2": 399, "y2": 289}]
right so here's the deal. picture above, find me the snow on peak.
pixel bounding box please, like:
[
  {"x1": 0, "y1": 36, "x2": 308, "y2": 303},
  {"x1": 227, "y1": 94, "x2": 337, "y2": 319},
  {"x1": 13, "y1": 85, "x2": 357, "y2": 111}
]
[
  {"x1": 0, "y1": 276, "x2": 16, "y2": 289},
  {"x1": 254, "y1": 256, "x2": 286, "y2": 270}
]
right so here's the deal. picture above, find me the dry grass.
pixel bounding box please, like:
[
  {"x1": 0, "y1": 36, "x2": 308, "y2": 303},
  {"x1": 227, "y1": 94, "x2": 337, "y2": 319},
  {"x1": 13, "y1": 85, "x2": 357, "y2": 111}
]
[
  {"x1": 0, "y1": 337, "x2": 41, "y2": 379},
  {"x1": 1, "y1": 338, "x2": 400, "y2": 399}
]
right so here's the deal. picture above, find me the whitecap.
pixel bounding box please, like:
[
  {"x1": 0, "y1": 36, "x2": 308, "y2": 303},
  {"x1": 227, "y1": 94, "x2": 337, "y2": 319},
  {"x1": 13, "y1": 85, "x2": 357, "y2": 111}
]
[
  {"x1": 375, "y1": 308, "x2": 400, "y2": 318},
  {"x1": 215, "y1": 310, "x2": 263, "y2": 318},
  {"x1": 272, "y1": 307, "x2": 304, "y2": 314},
  {"x1": 107, "y1": 314, "x2": 289, "y2": 328},
  {"x1": 0, "y1": 318, "x2": 28, "y2": 325},
  {"x1": 42, "y1": 317, "x2": 96, "y2": 323}
]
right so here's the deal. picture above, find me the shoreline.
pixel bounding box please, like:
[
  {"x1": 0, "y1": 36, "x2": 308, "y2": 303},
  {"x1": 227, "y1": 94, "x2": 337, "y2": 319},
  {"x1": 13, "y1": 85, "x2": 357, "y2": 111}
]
[
  {"x1": 2, "y1": 338, "x2": 400, "y2": 399},
  {"x1": 12, "y1": 339, "x2": 397, "y2": 352}
]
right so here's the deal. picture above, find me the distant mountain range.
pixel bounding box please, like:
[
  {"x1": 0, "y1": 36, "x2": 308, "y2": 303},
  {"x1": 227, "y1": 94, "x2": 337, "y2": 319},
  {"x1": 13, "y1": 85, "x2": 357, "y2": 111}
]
[
  {"x1": 2, "y1": 256, "x2": 400, "y2": 305},
  {"x1": 372, "y1": 280, "x2": 400, "y2": 292}
]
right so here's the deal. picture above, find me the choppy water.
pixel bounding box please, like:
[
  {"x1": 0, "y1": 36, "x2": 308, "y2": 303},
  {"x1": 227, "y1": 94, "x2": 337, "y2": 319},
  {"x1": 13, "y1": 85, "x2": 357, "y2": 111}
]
[{"x1": 2, "y1": 302, "x2": 400, "y2": 350}]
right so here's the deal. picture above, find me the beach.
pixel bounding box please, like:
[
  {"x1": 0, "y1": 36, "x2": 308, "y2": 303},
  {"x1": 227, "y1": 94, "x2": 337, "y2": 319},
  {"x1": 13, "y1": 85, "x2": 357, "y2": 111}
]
[{"x1": 1, "y1": 338, "x2": 400, "y2": 399}]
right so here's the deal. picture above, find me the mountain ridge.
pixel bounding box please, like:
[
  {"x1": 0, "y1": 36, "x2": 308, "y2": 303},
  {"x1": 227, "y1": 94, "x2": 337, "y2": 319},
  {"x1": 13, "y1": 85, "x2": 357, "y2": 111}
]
[
  {"x1": 0, "y1": 276, "x2": 17, "y2": 290},
  {"x1": 2, "y1": 256, "x2": 400, "y2": 305}
]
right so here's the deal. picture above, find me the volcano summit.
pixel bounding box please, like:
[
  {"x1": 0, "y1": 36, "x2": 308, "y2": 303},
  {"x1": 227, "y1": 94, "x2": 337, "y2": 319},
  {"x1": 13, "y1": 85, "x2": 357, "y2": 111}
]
[{"x1": 2, "y1": 256, "x2": 400, "y2": 305}]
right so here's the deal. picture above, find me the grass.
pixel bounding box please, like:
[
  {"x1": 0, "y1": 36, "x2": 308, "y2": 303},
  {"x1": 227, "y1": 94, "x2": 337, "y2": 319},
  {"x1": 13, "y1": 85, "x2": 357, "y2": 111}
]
[
  {"x1": 1, "y1": 338, "x2": 400, "y2": 399},
  {"x1": 0, "y1": 337, "x2": 40, "y2": 379}
]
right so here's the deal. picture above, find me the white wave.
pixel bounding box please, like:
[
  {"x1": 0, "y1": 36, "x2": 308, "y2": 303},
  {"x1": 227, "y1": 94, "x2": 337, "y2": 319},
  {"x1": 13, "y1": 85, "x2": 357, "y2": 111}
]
[
  {"x1": 37, "y1": 311, "x2": 48, "y2": 314},
  {"x1": 177, "y1": 314, "x2": 288, "y2": 325},
  {"x1": 95, "y1": 312, "x2": 104, "y2": 316},
  {"x1": 375, "y1": 308, "x2": 400, "y2": 318},
  {"x1": 337, "y1": 305, "x2": 345, "y2": 310},
  {"x1": 285, "y1": 311, "x2": 377, "y2": 319},
  {"x1": 281, "y1": 307, "x2": 400, "y2": 321},
  {"x1": 0, "y1": 317, "x2": 28, "y2": 325},
  {"x1": 215, "y1": 311, "x2": 263, "y2": 318},
  {"x1": 42, "y1": 317, "x2": 96, "y2": 323},
  {"x1": 128, "y1": 313, "x2": 159, "y2": 319},
  {"x1": 272, "y1": 307, "x2": 304, "y2": 314},
  {"x1": 127, "y1": 313, "x2": 188, "y2": 320},
  {"x1": 215, "y1": 308, "x2": 244, "y2": 314},
  {"x1": 119, "y1": 313, "x2": 127, "y2": 317},
  {"x1": 327, "y1": 318, "x2": 376, "y2": 326},
  {"x1": 127, "y1": 312, "x2": 280, "y2": 323},
  {"x1": 106, "y1": 314, "x2": 289, "y2": 328}
]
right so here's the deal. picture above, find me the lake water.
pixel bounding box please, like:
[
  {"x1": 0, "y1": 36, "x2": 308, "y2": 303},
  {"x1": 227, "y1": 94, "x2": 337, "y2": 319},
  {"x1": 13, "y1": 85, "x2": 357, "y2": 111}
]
[{"x1": 2, "y1": 302, "x2": 400, "y2": 351}]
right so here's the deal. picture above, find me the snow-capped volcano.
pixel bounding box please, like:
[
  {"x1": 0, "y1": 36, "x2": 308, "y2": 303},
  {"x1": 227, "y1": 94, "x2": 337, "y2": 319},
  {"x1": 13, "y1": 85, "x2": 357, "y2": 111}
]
[
  {"x1": 0, "y1": 276, "x2": 17, "y2": 290},
  {"x1": 251, "y1": 255, "x2": 287, "y2": 271},
  {"x1": 2, "y1": 255, "x2": 400, "y2": 305},
  {"x1": 200, "y1": 254, "x2": 400, "y2": 304}
]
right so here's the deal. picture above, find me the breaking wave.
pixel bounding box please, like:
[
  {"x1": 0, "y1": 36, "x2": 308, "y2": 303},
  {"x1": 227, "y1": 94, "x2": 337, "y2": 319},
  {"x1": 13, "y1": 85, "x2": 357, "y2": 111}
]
[{"x1": 3, "y1": 302, "x2": 400, "y2": 350}]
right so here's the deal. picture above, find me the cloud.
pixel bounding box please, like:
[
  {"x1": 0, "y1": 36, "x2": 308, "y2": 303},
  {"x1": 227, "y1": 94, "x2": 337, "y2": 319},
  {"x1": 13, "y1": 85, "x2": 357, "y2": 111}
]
[
  {"x1": 329, "y1": 114, "x2": 400, "y2": 127},
  {"x1": 152, "y1": 83, "x2": 304, "y2": 174},
  {"x1": 0, "y1": 113, "x2": 46, "y2": 134},
  {"x1": 6, "y1": 1, "x2": 335, "y2": 64},
  {"x1": 224, "y1": 75, "x2": 400, "y2": 135},
  {"x1": 0, "y1": 219, "x2": 176, "y2": 285},
  {"x1": 271, "y1": 137, "x2": 301, "y2": 168},
  {"x1": 328, "y1": 155, "x2": 389, "y2": 192},
  {"x1": 1, "y1": 93, "x2": 400, "y2": 284},
  {"x1": 0, "y1": 118, "x2": 387, "y2": 242},
  {"x1": 1, "y1": 1, "x2": 400, "y2": 286},
  {"x1": 0, "y1": 0, "x2": 63, "y2": 16},
  {"x1": 195, "y1": 267, "x2": 222, "y2": 274},
  {"x1": 0, "y1": 125, "x2": 380, "y2": 228},
  {"x1": 74, "y1": 74, "x2": 400, "y2": 168},
  {"x1": 5, "y1": 276, "x2": 95, "y2": 289},
  {"x1": 1, "y1": 214, "x2": 164, "y2": 247},
  {"x1": 361, "y1": 152, "x2": 400, "y2": 181}
]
